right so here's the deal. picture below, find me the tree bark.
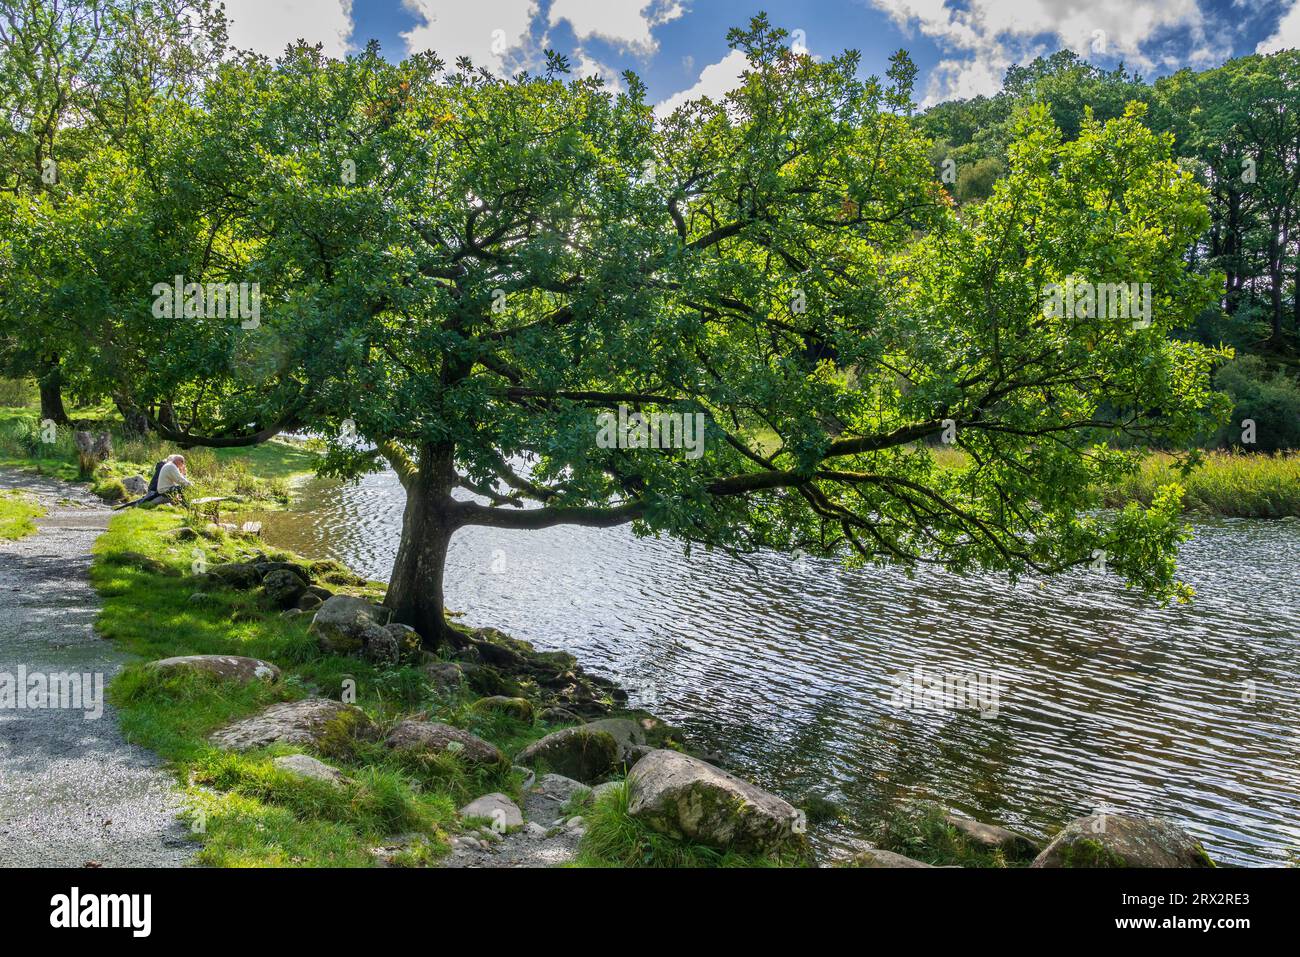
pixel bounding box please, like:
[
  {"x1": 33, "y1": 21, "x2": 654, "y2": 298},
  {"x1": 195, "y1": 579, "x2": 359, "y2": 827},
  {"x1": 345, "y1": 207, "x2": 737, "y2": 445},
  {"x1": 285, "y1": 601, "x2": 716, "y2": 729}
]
[
  {"x1": 38, "y1": 357, "x2": 69, "y2": 425},
  {"x1": 113, "y1": 394, "x2": 149, "y2": 436},
  {"x1": 381, "y1": 443, "x2": 465, "y2": 649}
]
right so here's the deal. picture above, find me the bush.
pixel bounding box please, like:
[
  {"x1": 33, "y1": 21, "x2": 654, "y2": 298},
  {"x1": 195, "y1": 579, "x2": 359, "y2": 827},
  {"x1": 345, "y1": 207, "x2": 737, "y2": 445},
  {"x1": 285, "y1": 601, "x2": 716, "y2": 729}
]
[
  {"x1": 0, "y1": 378, "x2": 33, "y2": 407},
  {"x1": 1209, "y1": 356, "x2": 1300, "y2": 452}
]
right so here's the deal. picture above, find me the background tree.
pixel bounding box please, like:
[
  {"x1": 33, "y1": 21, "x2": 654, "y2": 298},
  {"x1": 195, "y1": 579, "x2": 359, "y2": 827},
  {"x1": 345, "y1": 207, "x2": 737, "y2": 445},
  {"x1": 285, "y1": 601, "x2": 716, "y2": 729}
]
[{"x1": 0, "y1": 0, "x2": 224, "y2": 426}]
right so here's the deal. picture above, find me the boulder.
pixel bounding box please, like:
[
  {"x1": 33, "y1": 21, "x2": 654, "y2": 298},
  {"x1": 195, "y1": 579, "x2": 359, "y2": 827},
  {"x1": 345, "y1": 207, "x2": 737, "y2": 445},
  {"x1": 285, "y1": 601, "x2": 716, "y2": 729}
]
[
  {"x1": 945, "y1": 812, "x2": 1040, "y2": 861},
  {"x1": 121, "y1": 475, "x2": 148, "y2": 496},
  {"x1": 626, "y1": 749, "x2": 807, "y2": 857},
  {"x1": 209, "y1": 698, "x2": 377, "y2": 753},
  {"x1": 1031, "y1": 815, "x2": 1214, "y2": 868},
  {"x1": 845, "y1": 848, "x2": 935, "y2": 868},
  {"x1": 423, "y1": 661, "x2": 465, "y2": 693},
  {"x1": 262, "y1": 568, "x2": 308, "y2": 608},
  {"x1": 459, "y1": 793, "x2": 524, "y2": 830},
  {"x1": 309, "y1": 595, "x2": 392, "y2": 656},
  {"x1": 385, "y1": 720, "x2": 505, "y2": 767},
  {"x1": 273, "y1": 753, "x2": 347, "y2": 787},
  {"x1": 513, "y1": 725, "x2": 620, "y2": 783},
  {"x1": 471, "y1": 696, "x2": 535, "y2": 722},
  {"x1": 206, "y1": 562, "x2": 263, "y2": 590},
  {"x1": 578, "y1": 715, "x2": 675, "y2": 764},
  {"x1": 296, "y1": 592, "x2": 323, "y2": 612},
  {"x1": 147, "y1": 654, "x2": 280, "y2": 684}
]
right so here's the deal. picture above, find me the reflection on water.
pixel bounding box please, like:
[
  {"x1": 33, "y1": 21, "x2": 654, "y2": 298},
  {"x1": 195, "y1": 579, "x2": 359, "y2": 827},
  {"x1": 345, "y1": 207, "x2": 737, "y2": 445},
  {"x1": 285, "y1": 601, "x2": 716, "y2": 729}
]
[{"x1": 244, "y1": 468, "x2": 1300, "y2": 866}]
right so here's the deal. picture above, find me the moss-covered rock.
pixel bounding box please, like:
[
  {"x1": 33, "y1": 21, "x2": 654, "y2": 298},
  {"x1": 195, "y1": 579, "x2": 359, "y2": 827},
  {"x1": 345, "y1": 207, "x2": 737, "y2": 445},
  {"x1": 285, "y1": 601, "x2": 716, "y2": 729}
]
[
  {"x1": 1031, "y1": 814, "x2": 1214, "y2": 868},
  {"x1": 471, "y1": 695, "x2": 535, "y2": 722},
  {"x1": 385, "y1": 720, "x2": 506, "y2": 768},
  {"x1": 626, "y1": 749, "x2": 808, "y2": 858},
  {"x1": 514, "y1": 726, "x2": 620, "y2": 783},
  {"x1": 208, "y1": 698, "x2": 378, "y2": 754}
]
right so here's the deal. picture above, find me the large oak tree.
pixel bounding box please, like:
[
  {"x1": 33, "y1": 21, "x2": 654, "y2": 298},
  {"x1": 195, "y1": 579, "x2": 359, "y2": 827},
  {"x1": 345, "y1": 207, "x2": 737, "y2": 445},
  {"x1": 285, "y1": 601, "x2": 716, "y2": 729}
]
[{"x1": 7, "y1": 17, "x2": 1228, "y2": 646}]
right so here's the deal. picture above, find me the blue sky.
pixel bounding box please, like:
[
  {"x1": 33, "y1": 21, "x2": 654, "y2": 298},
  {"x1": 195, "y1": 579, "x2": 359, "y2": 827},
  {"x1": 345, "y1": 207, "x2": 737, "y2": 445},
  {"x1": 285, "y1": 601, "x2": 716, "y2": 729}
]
[{"x1": 220, "y1": 1, "x2": 1300, "y2": 108}]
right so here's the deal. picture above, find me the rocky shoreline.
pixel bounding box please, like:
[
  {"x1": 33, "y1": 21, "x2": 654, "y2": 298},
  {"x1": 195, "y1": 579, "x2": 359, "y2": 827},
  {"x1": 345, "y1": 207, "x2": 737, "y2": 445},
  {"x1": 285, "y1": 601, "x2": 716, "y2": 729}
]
[{"x1": 164, "y1": 540, "x2": 1219, "y2": 868}]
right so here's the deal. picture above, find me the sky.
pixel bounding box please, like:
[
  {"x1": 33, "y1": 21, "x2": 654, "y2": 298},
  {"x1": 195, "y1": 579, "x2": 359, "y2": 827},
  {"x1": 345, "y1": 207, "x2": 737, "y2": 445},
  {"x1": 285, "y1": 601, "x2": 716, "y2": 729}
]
[{"x1": 218, "y1": 0, "x2": 1300, "y2": 109}]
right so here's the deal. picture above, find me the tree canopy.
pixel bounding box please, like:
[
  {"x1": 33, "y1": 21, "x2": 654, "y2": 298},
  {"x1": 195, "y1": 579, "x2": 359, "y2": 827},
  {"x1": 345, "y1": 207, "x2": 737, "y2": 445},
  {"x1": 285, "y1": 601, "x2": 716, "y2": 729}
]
[{"x1": 1, "y1": 13, "x2": 1235, "y2": 644}]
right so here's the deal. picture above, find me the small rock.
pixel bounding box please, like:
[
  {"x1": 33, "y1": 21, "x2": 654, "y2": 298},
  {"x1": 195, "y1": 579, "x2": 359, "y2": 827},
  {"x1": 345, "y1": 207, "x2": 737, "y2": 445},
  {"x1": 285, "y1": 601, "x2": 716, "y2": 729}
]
[
  {"x1": 206, "y1": 562, "x2": 263, "y2": 590},
  {"x1": 385, "y1": 623, "x2": 422, "y2": 658},
  {"x1": 460, "y1": 793, "x2": 524, "y2": 830},
  {"x1": 363, "y1": 629, "x2": 399, "y2": 665},
  {"x1": 273, "y1": 753, "x2": 346, "y2": 787},
  {"x1": 309, "y1": 595, "x2": 392, "y2": 656},
  {"x1": 424, "y1": 661, "x2": 466, "y2": 693},
  {"x1": 845, "y1": 848, "x2": 935, "y2": 868},
  {"x1": 296, "y1": 592, "x2": 323, "y2": 611},
  {"x1": 262, "y1": 568, "x2": 308, "y2": 608},
  {"x1": 944, "y1": 812, "x2": 1040, "y2": 861}
]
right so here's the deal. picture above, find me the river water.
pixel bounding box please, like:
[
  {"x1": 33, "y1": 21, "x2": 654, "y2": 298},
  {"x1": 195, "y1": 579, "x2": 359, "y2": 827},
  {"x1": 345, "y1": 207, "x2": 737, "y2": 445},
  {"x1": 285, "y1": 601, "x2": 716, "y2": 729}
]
[{"x1": 243, "y1": 468, "x2": 1300, "y2": 866}]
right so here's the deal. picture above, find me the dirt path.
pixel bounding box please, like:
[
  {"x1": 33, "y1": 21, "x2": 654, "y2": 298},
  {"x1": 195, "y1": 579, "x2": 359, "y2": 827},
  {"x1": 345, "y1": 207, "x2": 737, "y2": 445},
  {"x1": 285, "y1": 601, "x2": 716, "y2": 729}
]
[{"x1": 0, "y1": 468, "x2": 192, "y2": 867}]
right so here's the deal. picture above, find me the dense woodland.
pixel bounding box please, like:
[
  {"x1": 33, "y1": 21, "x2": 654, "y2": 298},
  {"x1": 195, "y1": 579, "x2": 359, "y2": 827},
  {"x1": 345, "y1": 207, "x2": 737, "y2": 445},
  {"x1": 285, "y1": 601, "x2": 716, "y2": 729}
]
[{"x1": 919, "y1": 49, "x2": 1300, "y2": 451}]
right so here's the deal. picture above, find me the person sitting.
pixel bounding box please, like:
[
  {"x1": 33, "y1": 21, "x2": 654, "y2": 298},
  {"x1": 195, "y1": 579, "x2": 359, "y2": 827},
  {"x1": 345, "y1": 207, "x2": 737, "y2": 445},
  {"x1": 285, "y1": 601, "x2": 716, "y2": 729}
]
[{"x1": 117, "y1": 454, "x2": 192, "y2": 509}]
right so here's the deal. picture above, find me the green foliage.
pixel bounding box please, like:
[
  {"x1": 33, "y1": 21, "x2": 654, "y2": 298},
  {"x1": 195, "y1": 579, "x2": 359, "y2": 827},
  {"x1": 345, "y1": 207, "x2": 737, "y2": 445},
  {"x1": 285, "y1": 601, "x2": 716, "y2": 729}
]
[
  {"x1": 1102, "y1": 450, "x2": 1300, "y2": 517},
  {"x1": 870, "y1": 801, "x2": 1012, "y2": 868},
  {"x1": 1209, "y1": 356, "x2": 1300, "y2": 451},
  {"x1": 3, "y1": 11, "x2": 1246, "y2": 616}
]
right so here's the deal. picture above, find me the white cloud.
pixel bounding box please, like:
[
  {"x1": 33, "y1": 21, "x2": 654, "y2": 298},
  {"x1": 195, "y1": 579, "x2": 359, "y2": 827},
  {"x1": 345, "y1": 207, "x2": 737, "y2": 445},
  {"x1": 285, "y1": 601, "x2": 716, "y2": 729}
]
[
  {"x1": 223, "y1": 0, "x2": 354, "y2": 58},
  {"x1": 403, "y1": 0, "x2": 539, "y2": 73},
  {"x1": 870, "y1": 0, "x2": 1218, "y2": 104},
  {"x1": 575, "y1": 51, "x2": 625, "y2": 91},
  {"x1": 548, "y1": 0, "x2": 685, "y2": 54},
  {"x1": 1258, "y1": 1, "x2": 1300, "y2": 54},
  {"x1": 655, "y1": 48, "x2": 748, "y2": 117}
]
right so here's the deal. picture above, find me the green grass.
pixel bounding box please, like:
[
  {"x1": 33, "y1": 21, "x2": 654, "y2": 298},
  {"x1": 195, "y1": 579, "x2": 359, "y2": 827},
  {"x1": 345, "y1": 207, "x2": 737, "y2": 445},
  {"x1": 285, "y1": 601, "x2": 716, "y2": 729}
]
[
  {"x1": 0, "y1": 400, "x2": 318, "y2": 507},
  {"x1": 933, "y1": 446, "x2": 1300, "y2": 518},
  {"x1": 1101, "y1": 451, "x2": 1300, "y2": 518},
  {"x1": 0, "y1": 489, "x2": 44, "y2": 539},
  {"x1": 570, "y1": 780, "x2": 801, "y2": 868},
  {"x1": 862, "y1": 800, "x2": 1025, "y2": 868},
  {"x1": 92, "y1": 508, "x2": 550, "y2": 867}
]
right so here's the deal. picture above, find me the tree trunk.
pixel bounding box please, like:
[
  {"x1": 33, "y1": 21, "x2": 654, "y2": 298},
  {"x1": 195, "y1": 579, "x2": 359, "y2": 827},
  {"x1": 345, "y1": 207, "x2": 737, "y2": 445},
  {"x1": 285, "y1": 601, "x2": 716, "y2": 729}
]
[
  {"x1": 1267, "y1": 224, "x2": 1284, "y2": 348},
  {"x1": 38, "y1": 358, "x2": 69, "y2": 425},
  {"x1": 381, "y1": 444, "x2": 465, "y2": 650},
  {"x1": 113, "y1": 393, "x2": 149, "y2": 436}
]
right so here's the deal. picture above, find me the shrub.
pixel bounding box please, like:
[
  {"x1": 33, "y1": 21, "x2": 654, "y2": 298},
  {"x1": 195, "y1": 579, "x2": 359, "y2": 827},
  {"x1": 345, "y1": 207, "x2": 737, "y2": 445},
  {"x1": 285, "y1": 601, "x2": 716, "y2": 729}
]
[{"x1": 1209, "y1": 356, "x2": 1300, "y2": 452}]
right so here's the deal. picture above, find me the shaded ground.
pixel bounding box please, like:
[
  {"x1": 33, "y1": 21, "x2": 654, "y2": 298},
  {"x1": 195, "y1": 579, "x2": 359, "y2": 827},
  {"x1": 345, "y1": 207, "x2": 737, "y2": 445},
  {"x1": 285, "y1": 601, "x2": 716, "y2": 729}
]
[{"x1": 0, "y1": 468, "x2": 192, "y2": 867}]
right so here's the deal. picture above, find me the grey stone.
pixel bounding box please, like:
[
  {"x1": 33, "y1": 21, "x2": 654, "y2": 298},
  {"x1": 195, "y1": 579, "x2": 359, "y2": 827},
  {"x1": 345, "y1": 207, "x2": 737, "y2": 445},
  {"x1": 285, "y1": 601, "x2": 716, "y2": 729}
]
[
  {"x1": 147, "y1": 654, "x2": 280, "y2": 685},
  {"x1": 626, "y1": 749, "x2": 807, "y2": 857}
]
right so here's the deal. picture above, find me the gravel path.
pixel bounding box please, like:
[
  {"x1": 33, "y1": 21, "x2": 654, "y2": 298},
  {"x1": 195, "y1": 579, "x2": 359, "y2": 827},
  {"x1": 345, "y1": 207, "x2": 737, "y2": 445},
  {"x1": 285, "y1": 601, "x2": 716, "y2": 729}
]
[{"x1": 0, "y1": 468, "x2": 193, "y2": 867}]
